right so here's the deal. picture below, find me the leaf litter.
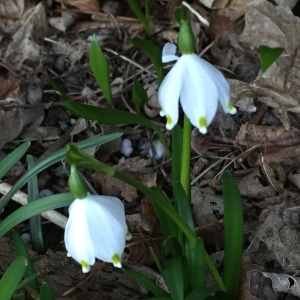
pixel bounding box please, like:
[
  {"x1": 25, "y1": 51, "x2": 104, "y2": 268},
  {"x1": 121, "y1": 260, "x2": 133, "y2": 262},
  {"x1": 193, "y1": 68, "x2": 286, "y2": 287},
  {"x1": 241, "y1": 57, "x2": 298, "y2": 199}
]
[{"x1": 2, "y1": 0, "x2": 300, "y2": 298}]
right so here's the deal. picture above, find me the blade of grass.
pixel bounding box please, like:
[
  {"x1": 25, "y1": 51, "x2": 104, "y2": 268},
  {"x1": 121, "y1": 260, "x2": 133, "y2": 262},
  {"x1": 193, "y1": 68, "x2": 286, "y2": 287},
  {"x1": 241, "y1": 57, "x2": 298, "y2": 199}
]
[
  {"x1": 222, "y1": 171, "x2": 243, "y2": 300},
  {"x1": 27, "y1": 155, "x2": 44, "y2": 253}
]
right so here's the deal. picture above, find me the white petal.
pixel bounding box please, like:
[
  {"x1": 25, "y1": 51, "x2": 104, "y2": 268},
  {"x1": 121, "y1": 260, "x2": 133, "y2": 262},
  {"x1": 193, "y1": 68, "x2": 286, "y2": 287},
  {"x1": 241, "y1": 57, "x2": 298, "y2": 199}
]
[
  {"x1": 197, "y1": 58, "x2": 236, "y2": 114},
  {"x1": 84, "y1": 196, "x2": 127, "y2": 264},
  {"x1": 158, "y1": 57, "x2": 186, "y2": 130},
  {"x1": 162, "y1": 43, "x2": 179, "y2": 63},
  {"x1": 179, "y1": 54, "x2": 218, "y2": 134},
  {"x1": 64, "y1": 200, "x2": 96, "y2": 271}
]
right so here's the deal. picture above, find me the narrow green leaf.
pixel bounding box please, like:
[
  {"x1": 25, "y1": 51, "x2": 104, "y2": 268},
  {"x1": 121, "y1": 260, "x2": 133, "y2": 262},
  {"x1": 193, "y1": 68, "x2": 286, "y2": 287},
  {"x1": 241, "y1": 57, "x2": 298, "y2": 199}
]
[
  {"x1": 149, "y1": 247, "x2": 163, "y2": 274},
  {"x1": 128, "y1": 0, "x2": 152, "y2": 36},
  {"x1": 47, "y1": 78, "x2": 70, "y2": 101},
  {"x1": 132, "y1": 76, "x2": 148, "y2": 113},
  {"x1": 0, "y1": 141, "x2": 30, "y2": 180},
  {"x1": 127, "y1": 38, "x2": 164, "y2": 85},
  {"x1": 184, "y1": 287, "x2": 214, "y2": 300},
  {"x1": 0, "y1": 133, "x2": 122, "y2": 212},
  {"x1": 171, "y1": 125, "x2": 183, "y2": 188},
  {"x1": 185, "y1": 238, "x2": 206, "y2": 290},
  {"x1": 161, "y1": 236, "x2": 182, "y2": 258},
  {"x1": 89, "y1": 36, "x2": 113, "y2": 105},
  {"x1": 11, "y1": 231, "x2": 40, "y2": 293},
  {"x1": 40, "y1": 282, "x2": 55, "y2": 300},
  {"x1": 259, "y1": 45, "x2": 284, "y2": 74},
  {"x1": 161, "y1": 258, "x2": 184, "y2": 300},
  {"x1": 222, "y1": 171, "x2": 243, "y2": 300},
  {"x1": 0, "y1": 256, "x2": 27, "y2": 300},
  {"x1": 173, "y1": 182, "x2": 194, "y2": 231},
  {"x1": 62, "y1": 100, "x2": 170, "y2": 156},
  {"x1": 27, "y1": 155, "x2": 44, "y2": 254},
  {"x1": 123, "y1": 268, "x2": 168, "y2": 297},
  {"x1": 0, "y1": 193, "x2": 74, "y2": 237}
]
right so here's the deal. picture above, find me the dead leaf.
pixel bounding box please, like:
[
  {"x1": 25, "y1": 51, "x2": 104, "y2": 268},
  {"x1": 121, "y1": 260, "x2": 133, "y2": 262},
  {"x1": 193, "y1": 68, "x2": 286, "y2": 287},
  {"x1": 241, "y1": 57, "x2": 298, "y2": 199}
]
[
  {"x1": 283, "y1": 206, "x2": 300, "y2": 228},
  {"x1": 198, "y1": 0, "x2": 229, "y2": 9},
  {"x1": 0, "y1": 0, "x2": 25, "y2": 18},
  {"x1": 0, "y1": 109, "x2": 23, "y2": 150},
  {"x1": 55, "y1": 0, "x2": 100, "y2": 12},
  {"x1": 5, "y1": 3, "x2": 48, "y2": 70},
  {"x1": 0, "y1": 77, "x2": 19, "y2": 99}
]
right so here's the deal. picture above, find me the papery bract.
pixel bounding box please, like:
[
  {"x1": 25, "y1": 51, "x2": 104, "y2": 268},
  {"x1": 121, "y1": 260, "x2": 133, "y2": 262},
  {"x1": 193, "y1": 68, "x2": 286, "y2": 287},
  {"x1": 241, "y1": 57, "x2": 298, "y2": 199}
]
[
  {"x1": 158, "y1": 43, "x2": 236, "y2": 134},
  {"x1": 64, "y1": 195, "x2": 131, "y2": 273}
]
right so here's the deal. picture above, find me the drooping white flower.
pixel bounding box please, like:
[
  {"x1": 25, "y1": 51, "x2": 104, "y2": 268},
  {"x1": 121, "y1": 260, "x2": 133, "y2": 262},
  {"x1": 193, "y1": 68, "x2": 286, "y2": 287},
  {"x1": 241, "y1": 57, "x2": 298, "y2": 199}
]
[
  {"x1": 158, "y1": 43, "x2": 236, "y2": 134},
  {"x1": 64, "y1": 195, "x2": 131, "y2": 273}
]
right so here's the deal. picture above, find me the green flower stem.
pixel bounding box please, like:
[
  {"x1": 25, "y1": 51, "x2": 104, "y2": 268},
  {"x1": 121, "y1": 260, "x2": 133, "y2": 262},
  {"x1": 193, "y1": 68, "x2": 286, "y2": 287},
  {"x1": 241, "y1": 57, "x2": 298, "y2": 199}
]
[
  {"x1": 179, "y1": 114, "x2": 226, "y2": 293},
  {"x1": 180, "y1": 114, "x2": 192, "y2": 199}
]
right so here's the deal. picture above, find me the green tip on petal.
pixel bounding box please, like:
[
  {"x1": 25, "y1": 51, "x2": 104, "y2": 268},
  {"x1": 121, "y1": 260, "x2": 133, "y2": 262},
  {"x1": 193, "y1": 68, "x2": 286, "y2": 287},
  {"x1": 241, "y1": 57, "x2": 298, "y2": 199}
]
[
  {"x1": 126, "y1": 230, "x2": 132, "y2": 241},
  {"x1": 199, "y1": 117, "x2": 207, "y2": 134},
  {"x1": 228, "y1": 101, "x2": 237, "y2": 114},
  {"x1": 81, "y1": 260, "x2": 90, "y2": 273},
  {"x1": 68, "y1": 164, "x2": 88, "y2": 199},
  {"x1": 166, "y1": 115, "x2": 172, "y2": 129},
  {"x1": 111, "y1": 254, "x2": 122, "y2": 268}
]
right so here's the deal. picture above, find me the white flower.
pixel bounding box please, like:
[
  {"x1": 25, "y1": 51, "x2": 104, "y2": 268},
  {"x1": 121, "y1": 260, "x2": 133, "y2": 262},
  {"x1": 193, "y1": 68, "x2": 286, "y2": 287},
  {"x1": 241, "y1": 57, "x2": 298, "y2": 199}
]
[
  {"x1": 158, "y1": 43, "x2": 236, "y2": 134},
  {"x1": 64, "y1": 195, "x2": 131, "y2": 273}
]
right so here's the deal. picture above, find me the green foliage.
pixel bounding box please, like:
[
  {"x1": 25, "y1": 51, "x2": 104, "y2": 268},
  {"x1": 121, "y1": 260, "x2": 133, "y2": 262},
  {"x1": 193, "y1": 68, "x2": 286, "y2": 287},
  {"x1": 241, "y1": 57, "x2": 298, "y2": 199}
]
[
  {"x1": 27, "y1": 155, "x2": 45, "y2": 254},
  {"x1": 128, "y1": 0, "x2": 152, "y2": 36},
  {"x1": 222, "y1": 171, "x2": 244, "y2": 300},
  {"x1": 132, "y1": 76, "x2": 148, "y2": 113},
  {"x1": 0, "y1": 256, "x2": 27, "y2": 300},
  {"x1": 89, "y1": 36, "x2": 113, "y2": 105},
  {"x1": 128, "y1": 38, "x2": 164, "y2": 85},
  {"x1": 40, "y1": 282, "x2": 55, "y2": 300},
  {"x1": 62, "y1": 100, "x2": 170, "y2": 156},
  {"x1": 0, "y1": 133, "x2": 121, "y2": 212},
  {"x1": 259, "y1": 45, "x2": 284, "y2": 73}
]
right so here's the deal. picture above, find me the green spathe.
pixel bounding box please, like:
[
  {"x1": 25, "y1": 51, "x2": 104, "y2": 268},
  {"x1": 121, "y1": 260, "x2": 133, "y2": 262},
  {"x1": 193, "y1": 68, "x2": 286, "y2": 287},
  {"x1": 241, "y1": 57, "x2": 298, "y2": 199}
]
[
  {"x1": 68, "y1": 164, "x2": 88, "y2": 200},
  {"x1": 174, "y1": 7, "x2": 195, "y2": 55}
]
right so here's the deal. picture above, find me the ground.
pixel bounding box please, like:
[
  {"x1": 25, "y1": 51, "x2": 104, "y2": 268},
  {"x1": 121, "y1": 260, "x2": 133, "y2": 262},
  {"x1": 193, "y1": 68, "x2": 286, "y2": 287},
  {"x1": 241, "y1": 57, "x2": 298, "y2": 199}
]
[{"x1": 1, "y1": 0, "x2": 300, "y2": 299}]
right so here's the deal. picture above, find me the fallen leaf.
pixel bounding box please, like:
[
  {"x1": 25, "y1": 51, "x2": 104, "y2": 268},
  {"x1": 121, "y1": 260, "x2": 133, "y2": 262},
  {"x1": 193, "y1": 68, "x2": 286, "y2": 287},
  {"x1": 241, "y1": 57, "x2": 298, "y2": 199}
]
[{"x1": 0, "y1": 0, "x2": 25, "y2": 18}]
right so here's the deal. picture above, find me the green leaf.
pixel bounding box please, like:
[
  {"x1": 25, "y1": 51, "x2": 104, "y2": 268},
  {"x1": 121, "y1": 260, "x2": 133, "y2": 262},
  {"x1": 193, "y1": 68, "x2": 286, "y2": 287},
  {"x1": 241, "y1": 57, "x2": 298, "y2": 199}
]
[
  {"x1": 185, "y1": 238, "x2": 206, "y2": 290},
  {"x1": 259, "y1": 45, "x2": 284, "y2": 74},
  {"x1": 0, "y1": 133, "x2": 121, "y2": 212},
  {"x1": 0, "y1": 193, "x2": 74, "y2": 238},
  {"x1": 128, "y1": 0, "x2": 152, "y2": 36},
  {"x1": 161, "y1": 258, "x2": 184, "y2": 300},
  {"x1": 123, "y1": 268, "x2": 168, "y2": 298},
  {"x1": 222, "y1": 171, "x2": 243, "y2": 300},
  {"x1": 0, "y1": 141, "x2": 30, "y2": 180},
  {"x1": 27, "y1": 155, "x2": 44, "y2": 254},
  {"x1": 161, "y1": 236, "x2": 182, "y2": 258},
  {"x1": 89, "y1": 36, "x2": 113, "y2": 105},
  {"x1": 62, "y1": 100, "x2": 170, "y2": 156},
  {"x1": 11, "y1": 231, "x2": 40, "y2": 293},
  {"x1": 47, "y1": 78, "x2": 70, "y2": 101},
  {"x1": 132, "y1": 76, "x2": 148, "y2": 113},
  {"x1": 149, "y1": 247, "x2": 163, "y2": 274},
  {"x1": 184, "y1": 287, "x2": 214, "y2": 300},
  {"x1": 0, "y1": 256, "x2": 27, "y2": 300},
  {"x1": 171, "y1": 125, "x2": 183, "y2": 188},
  {"x1": 127, "y1": 38, "x2": 164, "y2": 85},
  {"x1": 40, "y1": 282, "x2": 55, "y2": 300}
]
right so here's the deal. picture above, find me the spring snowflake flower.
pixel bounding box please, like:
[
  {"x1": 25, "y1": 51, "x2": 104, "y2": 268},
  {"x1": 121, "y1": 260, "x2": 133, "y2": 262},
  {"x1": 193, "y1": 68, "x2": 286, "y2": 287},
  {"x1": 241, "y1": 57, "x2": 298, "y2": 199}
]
[
  {"x1": 158, "y1": 43, "x2": 236, "y2": 134},
  {"x1": 64, "y1": 195, "x2": 131, "y2": 273}
]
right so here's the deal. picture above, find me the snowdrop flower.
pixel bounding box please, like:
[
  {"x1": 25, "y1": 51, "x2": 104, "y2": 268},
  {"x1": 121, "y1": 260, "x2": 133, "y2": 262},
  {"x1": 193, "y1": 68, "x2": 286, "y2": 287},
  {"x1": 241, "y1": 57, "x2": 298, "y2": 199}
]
[
  {"x1": 158, "y1": 7, "x2": 236, "y2": 134},
  {"x1": 65, "y1": 164, "x2": 131, "y2": 273},
  {"x1": 65, "y1": 195, "x2": 132, "y2": 273}
]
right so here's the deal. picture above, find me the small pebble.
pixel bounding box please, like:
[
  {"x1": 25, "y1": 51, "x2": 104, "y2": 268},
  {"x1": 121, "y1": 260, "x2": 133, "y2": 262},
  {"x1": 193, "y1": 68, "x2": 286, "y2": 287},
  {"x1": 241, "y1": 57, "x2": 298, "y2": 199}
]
[
  {"x1": 39, "y1": 189, "x2": 54, "y2": 198},
  {"x1": 121, "y1": 138, "x2": 133, "y2": 157},
  {"x1": 21, "y1": 233, "x2": 31, "y2": 244}
]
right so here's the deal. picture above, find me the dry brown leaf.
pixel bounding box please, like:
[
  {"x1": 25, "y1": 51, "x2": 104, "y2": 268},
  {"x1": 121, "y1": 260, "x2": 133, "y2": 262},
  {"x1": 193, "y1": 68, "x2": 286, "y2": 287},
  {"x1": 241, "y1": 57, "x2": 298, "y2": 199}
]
[
  {"x1": 0, "y1": 0, "x2": 25, "y2": 18},
  {"x1": 55, "y1": 0, "x2": 100, "y2": 12},
  {"x1": 4, "y1": 3, "x2": 47, "y2": 70},
  {"x1": 283, "y1": 206, "x2": 300, "y2": 228},
  {"x1": 238, "y1": 169, "x2": 277, "y2": 199},
  {"x1": 0, "y1": 77, "x2": 19, "y2": 99},
  {"x1": 236, "y1": 124, "x2": 300, "y2": 147},
  {"x1": 198, "y1": 0, "x2": 229, "y2": 9},
  {"x1": 0, "y1": 109, "x2": 23, "y2": 150}
]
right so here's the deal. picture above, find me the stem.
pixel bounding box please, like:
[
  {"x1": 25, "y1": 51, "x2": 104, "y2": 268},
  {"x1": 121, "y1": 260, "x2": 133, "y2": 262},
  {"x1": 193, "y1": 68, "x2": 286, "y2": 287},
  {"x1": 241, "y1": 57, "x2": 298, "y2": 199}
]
[{"x1": 180, "y1": 114, "x2": 192, "y2": 199}]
